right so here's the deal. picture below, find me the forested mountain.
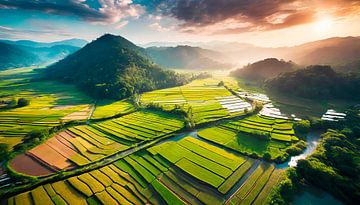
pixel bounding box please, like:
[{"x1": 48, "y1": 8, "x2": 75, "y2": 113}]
[
  {"x1": 146, "y1": 46, "x2": 232, "y2": 70},
  {"x1": 46, "y1": 34, "x2": 187, "y2": 99},
  {"x1": 0, "y1": 42, "x2": 40, "y2": 69},
  {"x1": 266, "y1": 65, "x2": 360, "y2": 99},
  {"x1": 230, "y1": 58, "x2": 298, "y2": 81}
]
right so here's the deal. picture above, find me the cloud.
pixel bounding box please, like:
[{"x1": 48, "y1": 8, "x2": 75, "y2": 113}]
[
  {"x1": 114, "y1": 20, "x2": 128, "y2": 29},
  {"x1": 0, "y1": 0, "x2": 144, "y2": 24},
  {"x1": 149, "y1": 0, "x2": 360, "y2": 34},
  {"x1": 0, "y1": 25, "x2": 74, "y2": 40},
  {"x1": 149, "y1": 22, "x2": 171, "y2": 31}
]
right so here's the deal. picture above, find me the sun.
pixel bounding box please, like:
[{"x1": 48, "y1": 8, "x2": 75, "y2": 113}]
[{"x1": 314, "y1": 17, "x2": 333, "y2": 33}]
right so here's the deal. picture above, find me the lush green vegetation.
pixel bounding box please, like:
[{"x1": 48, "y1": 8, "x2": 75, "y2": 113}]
[
  {"x1": 46, "y1": 34, "x2": 189, "y2": 100},
  {"x1": 268, "y1": 109, "x2": 360, "y2": 205},
  {"x1": 267, "y1": 65, "x2": 360, "y2": 100}
]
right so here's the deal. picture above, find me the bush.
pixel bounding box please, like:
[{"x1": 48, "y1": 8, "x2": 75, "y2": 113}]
[
  {"x1": 263, "y1": 152, "x2": 272, "y2": 161},
  {"x1": 0, "y1": 143, "x2": 9, "y2": 161},
  {"x1": 17, "y1": 98, "x2": 30, "y2": 107},
  {"x1": 7, "y1": 98, "x2": 17, "y2": 108}
]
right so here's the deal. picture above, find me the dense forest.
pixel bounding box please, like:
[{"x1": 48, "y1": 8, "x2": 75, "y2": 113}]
[
  {"x1": 46, "y1": 34, "x2": 189, "y2": 99},
  {"x1": 266, "y1": 65, "x2": 360, "y2": 100},
  {"x1": 230, "y1": 58, "x2": 297, "y2": 81}
]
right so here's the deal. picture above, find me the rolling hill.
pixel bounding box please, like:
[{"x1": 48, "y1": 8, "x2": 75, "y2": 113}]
[
  {"x1": 230, "y1": 58, "x2": 298, "y2": 81},
  {"x1": 266, "y1": 65, "x2": 360, "y2": 100},
  {"x1": 46, "y1": 34, "x2": 187, "y2": 99}
]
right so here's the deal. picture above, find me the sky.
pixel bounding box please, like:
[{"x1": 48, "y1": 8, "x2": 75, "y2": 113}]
[{"x1": 0, "y1": 0, "x2": 360, "y2": 47}]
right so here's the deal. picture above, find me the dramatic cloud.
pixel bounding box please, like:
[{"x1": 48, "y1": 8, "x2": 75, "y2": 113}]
[
  {"x1": 148, "y1": 0, "x2": 360, "y2": 34},
  {"x1": 0, "y1": 0, "x2": 144, "y2": 24}
]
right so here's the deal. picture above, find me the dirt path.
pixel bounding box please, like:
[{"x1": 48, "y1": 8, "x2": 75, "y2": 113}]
[{"x1": 86, "y1": 102, "x2": 96, "y2": 124}]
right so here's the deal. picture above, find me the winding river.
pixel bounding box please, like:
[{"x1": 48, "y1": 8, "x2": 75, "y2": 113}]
[{"x1": 169, "y1": 129, "x2": 343, "y2": 204}]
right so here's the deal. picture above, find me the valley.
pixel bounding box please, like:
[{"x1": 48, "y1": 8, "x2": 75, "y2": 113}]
[
  {"x1": 1, "y1": 1, "x2": 360, "y2": 204},
  {"x1": 0, "y1": 65, "x2": 353, "y2": 205}
]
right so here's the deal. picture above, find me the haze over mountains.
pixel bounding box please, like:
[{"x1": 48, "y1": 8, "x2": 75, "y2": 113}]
[
  {"x1": 143, "y1": 36, "x2": 360, "y2": 71},
  {"x1": 2, "y1": 35, "x2": 360, "y2": 73},
  {"x1": 0, "y1": 38, "x2": 88, "y2": 70},
  {"x1": 146, "y1": 46, "x2": 232, "y2": 70}
]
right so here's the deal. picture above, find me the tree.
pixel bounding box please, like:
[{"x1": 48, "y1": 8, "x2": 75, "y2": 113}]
[
  {"x1": 263, "y1": 152, "x2": 272, "y2": 161},
  {"x1": 294, "y1": 120, "x2": 310, "y2": 134},
  {"x1": 0, "y1": 143, "x2": 9, "y2": 161},
  {"x1": 17, "y1": 98, "x2": 30, "y2": 107},
  {"x1": 6, "y1": 98, "x2": 17, "y2": 108},
  {"x1": 218, "y1": 81, "x2": 224, "y2": 86}
]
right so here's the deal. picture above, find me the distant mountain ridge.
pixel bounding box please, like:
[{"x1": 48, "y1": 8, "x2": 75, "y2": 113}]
[
  {"x1": 46, "y1": 34, "x2": 187, "y2": 99},
  {"x1": 0, "y1": 38, "x2": 87, "y2": 70},
  {"x1": 0, "y1": 42, "x2": 40, "y2": 69},
  {"x1": 0, "y1": 38, "x2": 88, "y2": 48},
  {"x1": 146, "y1": 45, "x2": 232, "y2": 70},
  {"x1": 143, "y1": 36, "x2": 360, "y2": 70}
]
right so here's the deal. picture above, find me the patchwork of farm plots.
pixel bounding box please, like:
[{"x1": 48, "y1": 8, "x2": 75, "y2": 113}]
[
  {"x1": 91, "y1": 99, "x2": 135, "y2": 120},
  {"x1": 6, "y1": 137, "x2": 284, "y2": 205},
  {"x1": 0, "y1": 68, "x2": 92, "y2": 148},
  {"x1": 9, "y1": 111, "x2": 184, "y2": 176},
  {"x1": 198, "y1": 115, "x2": 298, "y2": 160},
  {"x1": 141, "y1": 79, "x2": 253, "y2": 124}
]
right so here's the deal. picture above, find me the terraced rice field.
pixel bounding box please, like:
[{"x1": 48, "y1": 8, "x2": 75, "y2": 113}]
[
  {"x1": 6, "y1": 136, "x2": 284, "y2": 205},
  {"x1": 141, "y1": 79, "x2": 252, "y2": 124},
  {"x1": 198, "y1": 115, "x2": 298, "y2": 160},
  {"x1": 0, "y1": 68, "x2": 92, "y2": 148},
  {"x1": 9, "y1": 111, "x2": 184, "y2": 176},
  {"x1": 91, "y1": 99, "x2": 135, "y2": 119}
]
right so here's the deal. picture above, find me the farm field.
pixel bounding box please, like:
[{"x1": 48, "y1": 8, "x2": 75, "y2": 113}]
[
  {"x1": 0, "y1": 68, "x2": 92, "y2": 148},
  {"x1": 9, "y1": 110, "x2": 185, "y2": 176},
  {"x1": 91, "y1": 99, "x2": 135, "y2": 120},
  {"x1": 198, "y1": 114, "x2": 298, "y2": 160},
  {"x1": 141, "y1": 78, "x2": 253, "y2": 125},
  {"x1": 5, "y1": 136, "x2": 284, "y2": 205}
]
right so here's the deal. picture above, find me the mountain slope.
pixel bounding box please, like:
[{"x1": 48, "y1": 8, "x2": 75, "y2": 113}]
[
  {"x1": 230, "y1": 58, "x2": 298, "y2": 81},
  {"x1": 146, "y1": 46, "x2": 232, "y2": 69},
  {"x1": 0, "y1": 42, "x2": 40, "y2": 69},
  {"x1": 46, "y1": 34, "x2": 186, "y2": 99},
  {"x1": 287, "y1": 36, "x2": 360, "y2": 67}
]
